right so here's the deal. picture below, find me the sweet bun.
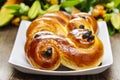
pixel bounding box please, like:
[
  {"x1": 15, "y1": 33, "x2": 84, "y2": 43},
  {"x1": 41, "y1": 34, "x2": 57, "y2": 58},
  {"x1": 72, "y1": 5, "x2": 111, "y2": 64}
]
[
  {"x1": 72, "y1": 13, "x2": 98, "y2": 33},
  {"x1": 25, "y1": 11, "x2": 103, "y2": 70},
  {"x1": 25, "y1": 31, "x2": 61, "y2": 70},
  {"x1": 62, "y1": 29, "x2": 103, "y2": 69}
]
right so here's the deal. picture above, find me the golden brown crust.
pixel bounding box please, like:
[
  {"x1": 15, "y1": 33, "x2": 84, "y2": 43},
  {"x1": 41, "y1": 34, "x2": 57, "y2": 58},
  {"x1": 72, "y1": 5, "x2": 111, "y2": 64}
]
[
  {"x1": 25, "y1": 32, "x2": 62, "y2": 70},
  {"x1": 26, "y1": 11, "x2": 71, "y2": 38},
  {"x1": 25, "y1": 11, "x2": 103, "y2": 70},
  {"x1": 67, "y1": 17, "x2": 93, "y2": 33},
  {"x1": 72, "y1": 13, "x2": 98, "y2": 34},
  {"x1": 61, "y1": 35, "x2": 103, "y2": 70}
]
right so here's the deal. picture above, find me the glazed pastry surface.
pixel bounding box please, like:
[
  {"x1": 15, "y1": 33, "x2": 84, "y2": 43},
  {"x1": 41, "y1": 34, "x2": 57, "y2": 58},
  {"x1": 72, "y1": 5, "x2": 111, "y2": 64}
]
[{"x1": 25, "y1": 11, "x2": 104, "y2": 70}]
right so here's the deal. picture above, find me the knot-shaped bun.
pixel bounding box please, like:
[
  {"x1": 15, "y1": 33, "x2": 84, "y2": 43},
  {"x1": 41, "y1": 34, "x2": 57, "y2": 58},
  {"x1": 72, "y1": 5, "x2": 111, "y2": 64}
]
[{"x1": 25, "y1": 11, "x2": 103, "y2": 70}]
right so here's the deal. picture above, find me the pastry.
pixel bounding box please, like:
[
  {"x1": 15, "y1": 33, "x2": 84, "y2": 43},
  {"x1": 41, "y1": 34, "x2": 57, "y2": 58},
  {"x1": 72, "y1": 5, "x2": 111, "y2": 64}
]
[{"x1": 25, "y1": 11, "x2": 104, "y2": 70}]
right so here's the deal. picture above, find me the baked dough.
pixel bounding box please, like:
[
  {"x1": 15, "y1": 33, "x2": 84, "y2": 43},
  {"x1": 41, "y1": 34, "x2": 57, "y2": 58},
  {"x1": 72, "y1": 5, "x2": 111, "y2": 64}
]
[{"x1": 25, "y1": 11, "x2": 104, "y2": 70}]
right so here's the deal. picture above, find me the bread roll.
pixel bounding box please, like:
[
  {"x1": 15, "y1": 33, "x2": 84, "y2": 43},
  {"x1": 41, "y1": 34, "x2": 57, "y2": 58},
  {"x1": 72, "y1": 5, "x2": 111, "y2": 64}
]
[{"x1": 25, "y1": 11, "x2": 103, "y2": 70}]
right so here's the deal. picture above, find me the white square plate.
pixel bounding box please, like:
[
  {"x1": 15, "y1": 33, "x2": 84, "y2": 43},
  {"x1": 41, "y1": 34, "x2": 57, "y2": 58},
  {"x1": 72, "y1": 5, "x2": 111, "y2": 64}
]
[{"x1": 8, "y1": 20, "x2": 113, "y2": 75}]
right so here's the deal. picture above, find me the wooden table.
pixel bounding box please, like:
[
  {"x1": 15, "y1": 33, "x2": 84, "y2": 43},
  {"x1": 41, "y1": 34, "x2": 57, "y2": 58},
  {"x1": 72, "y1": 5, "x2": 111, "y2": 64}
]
[{"x1": 0, "y1": 24, "x2": 120, "y2": 80}]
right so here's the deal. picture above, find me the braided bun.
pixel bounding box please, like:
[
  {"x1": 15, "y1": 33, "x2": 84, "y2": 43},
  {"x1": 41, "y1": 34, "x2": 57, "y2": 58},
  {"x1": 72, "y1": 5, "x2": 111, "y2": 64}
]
[{"x1": 25, "y1": 11, "x2": 103, "y2": 70}]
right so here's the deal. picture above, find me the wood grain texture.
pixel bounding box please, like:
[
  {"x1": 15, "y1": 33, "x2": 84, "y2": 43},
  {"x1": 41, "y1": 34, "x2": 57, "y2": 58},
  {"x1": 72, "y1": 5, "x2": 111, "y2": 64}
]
[{"x1": 0, "y1": 25, "x2": 120, "y2": 80}]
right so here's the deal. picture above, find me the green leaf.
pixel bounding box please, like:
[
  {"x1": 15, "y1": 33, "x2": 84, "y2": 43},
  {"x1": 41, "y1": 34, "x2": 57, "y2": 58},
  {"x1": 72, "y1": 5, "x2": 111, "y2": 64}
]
[
  {"x1": 117, "y1": 4, "x2": 120, "y2": 11},
  {"x1": 103, "y1": 14, "x2": 111, "y2": 22},
  {"x1": 75, "y1": 0, "x2": 93, "y2": 12},
  {"x1": 28, "y1": 0, "x2": 41, "y2": 19},
  {"x1": 110, "y1": 13, "x2": 120, "y2": 30},
  {"x1": 12, "y1": 11, "x2": 21, "y2": 16},
  {"x1": 19, "y1": 3, "x2": 29, "y2": 15},
  {"x1": 106, "y1": 1, "x2": 114, "y2": 8},
  {"x1": 61, "y1": 0, "x2": 82, "y2": 8},
  {"x1": 114, "y1": 0, "x2": 120, "y2": 7},
  {"x1": 5, "y1": 4, "x2": 20, "y2": 10},
  {"x1": 46, "y1": 5, "x2": 60, "y2": 12},
  {"x1": 64, "y1": 7, "x2": 72, "y2": 13},
  {"x1": 93, "y1": 0, "x2": 112, "y2": 5}
]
